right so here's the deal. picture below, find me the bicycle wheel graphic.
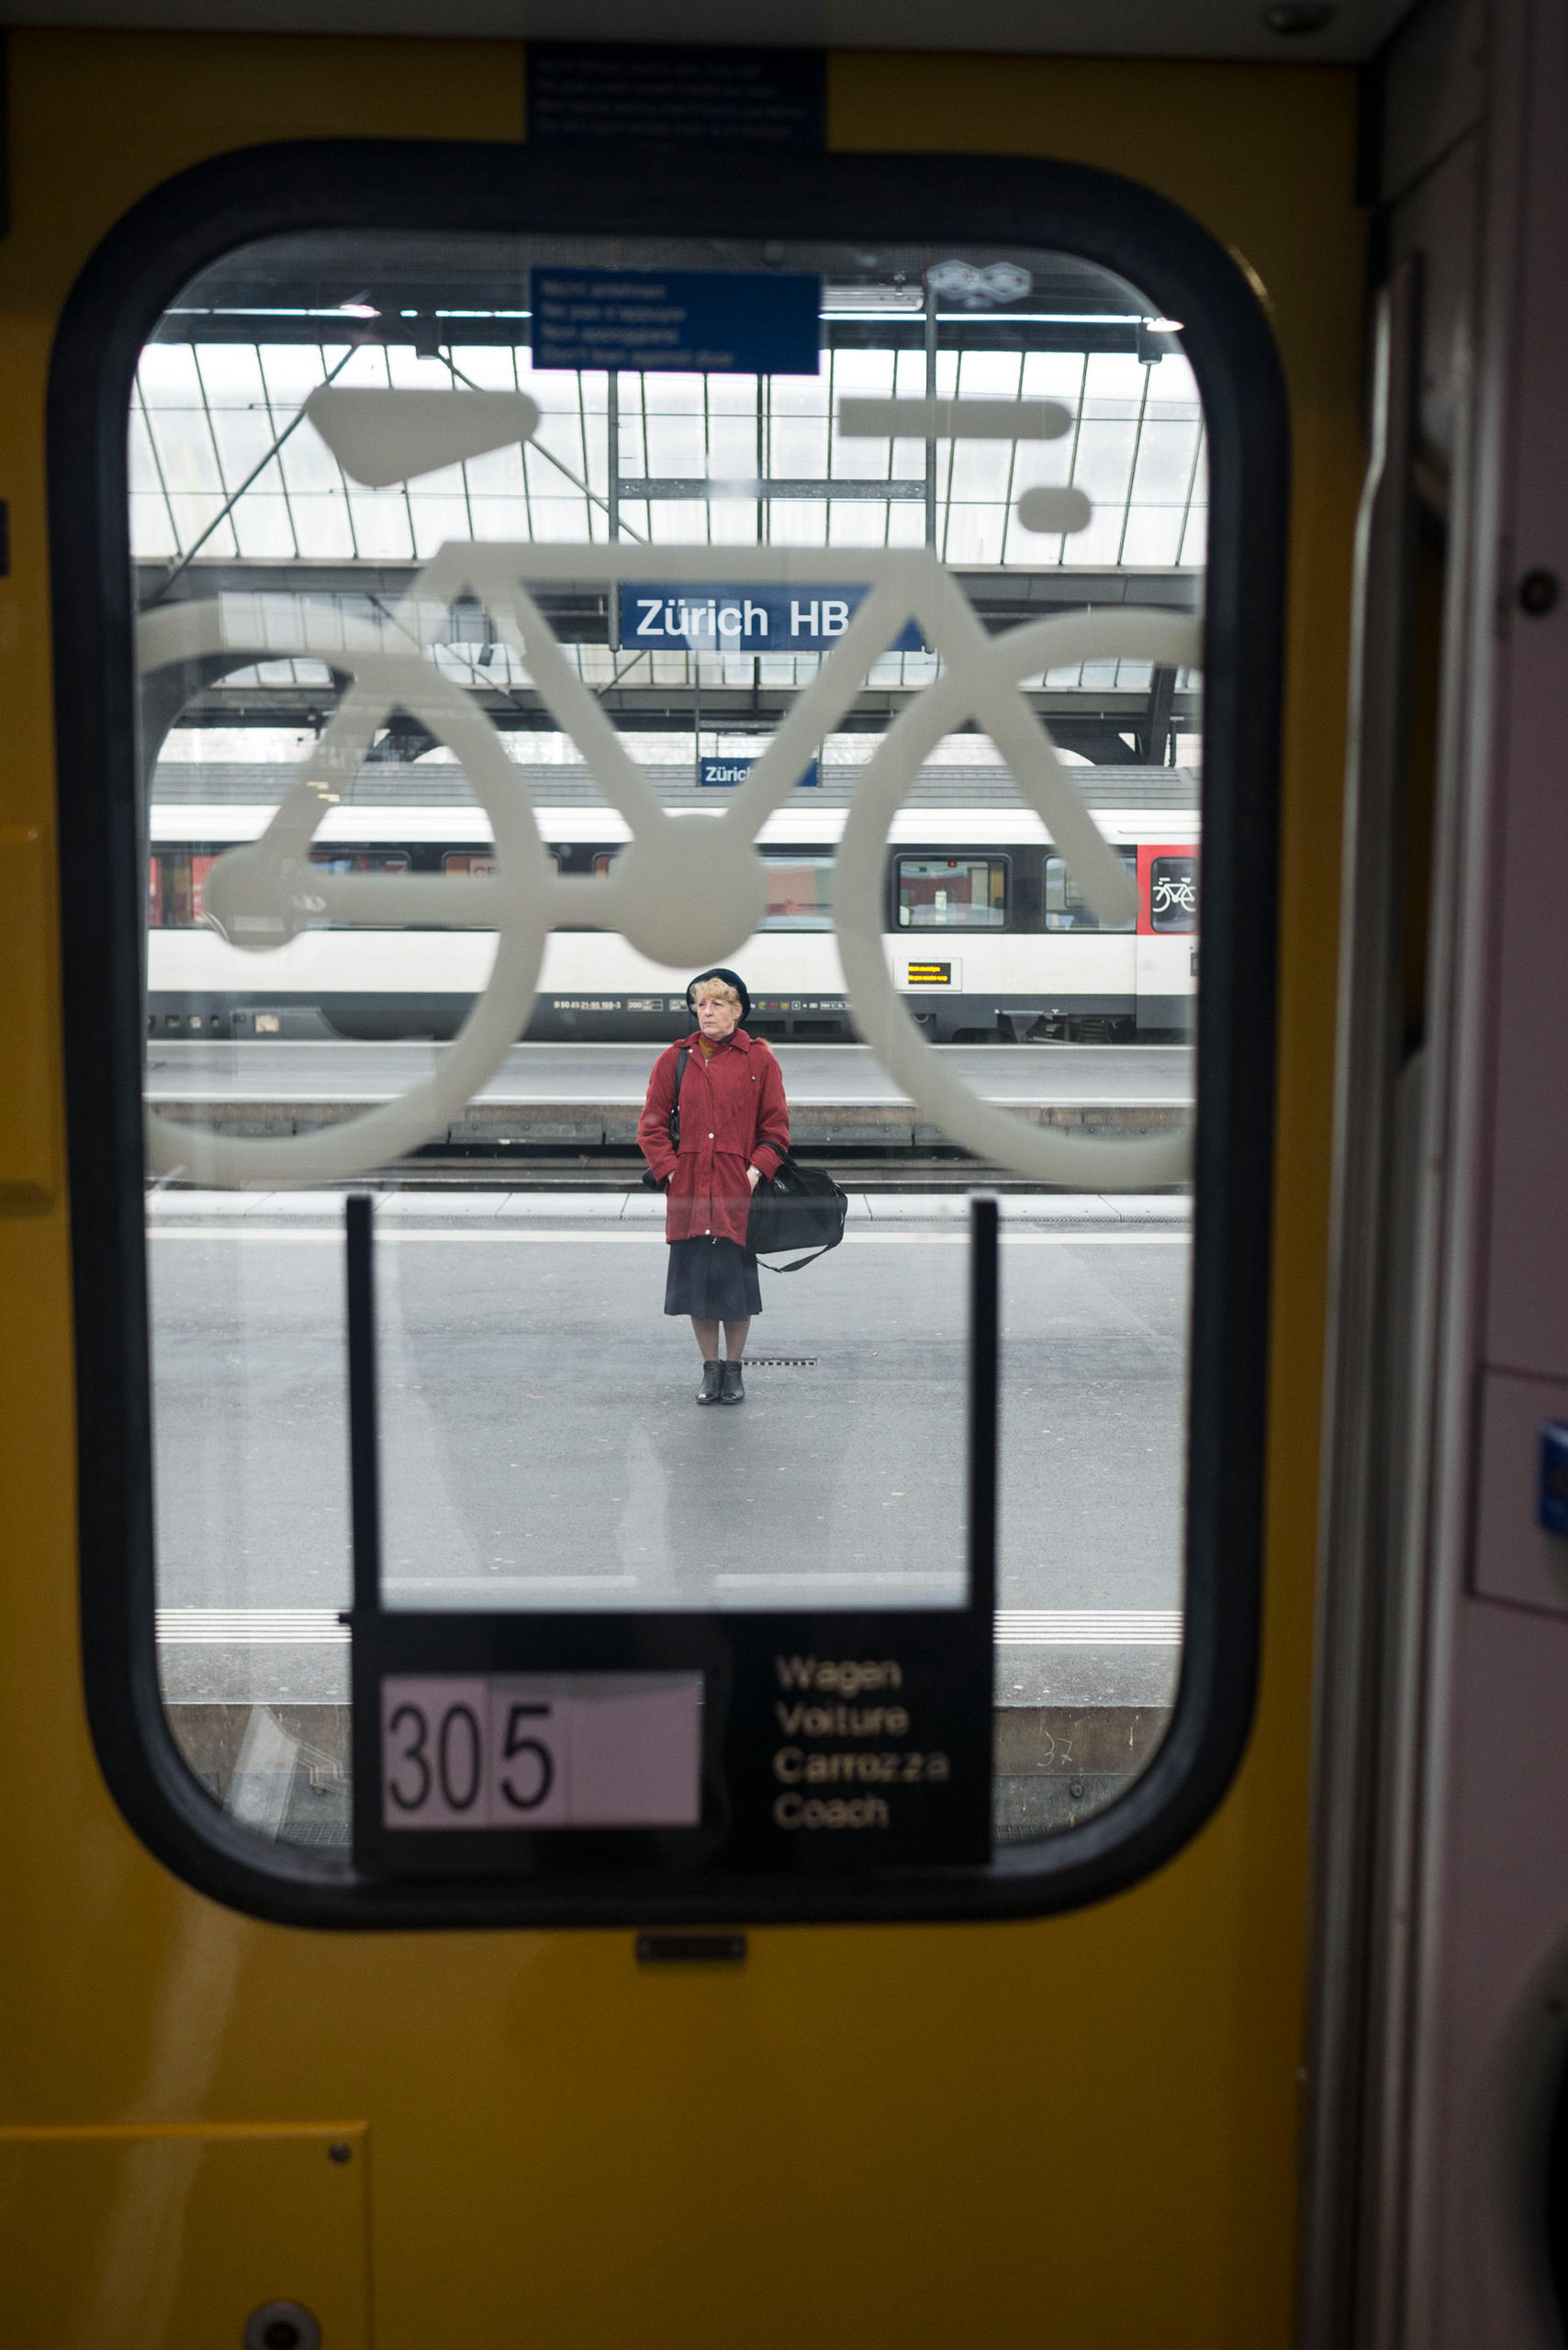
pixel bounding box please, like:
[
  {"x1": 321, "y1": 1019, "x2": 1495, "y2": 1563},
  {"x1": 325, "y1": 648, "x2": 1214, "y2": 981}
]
[
  {"x1": 140, "y1": 596, "x2": 553, "y2": 1186},
  {"x1": 836, "y1": 607, "x2": 1200, "y2": 1192}
]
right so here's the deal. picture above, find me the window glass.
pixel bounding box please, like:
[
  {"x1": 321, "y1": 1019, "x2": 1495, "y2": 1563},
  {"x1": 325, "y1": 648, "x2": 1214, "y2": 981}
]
[
  {"x1": 762, "y1": 856, "x2": 834, "y2": 929},
  {"x1": 1150, "y1": 854, "x2": 1199, "y2": 932},
  {"x1": 96, "y1": 186, "x2": 1260, "y2": 1919},
  {"x1": 146, "y1": 848, "x2": 221, "y2": 926},
  {"x1": 896, "y1": 856, "x2": 1007, "y2": 928},
  {"x1": 1045, "y1": 850, "x2": 1137, "y2": 931},
  {"x1": 308, "y1": 850, "x2": 411, "y2": 872}
]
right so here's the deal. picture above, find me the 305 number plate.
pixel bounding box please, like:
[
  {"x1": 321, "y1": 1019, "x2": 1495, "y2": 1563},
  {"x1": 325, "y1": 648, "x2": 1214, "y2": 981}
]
[{"x1": 380, "y1": 1673, "x2": 703, "y2": 1830}]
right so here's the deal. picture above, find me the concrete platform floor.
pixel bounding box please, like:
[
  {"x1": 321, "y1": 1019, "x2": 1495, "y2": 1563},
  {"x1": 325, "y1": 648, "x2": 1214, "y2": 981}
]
[
  {"x1": 149, "y1": 1198, "x2": 1188, "y2": 1713},
  {"x1": 145, "y1": 1037, "x2": 1195, "y2": 1107}
]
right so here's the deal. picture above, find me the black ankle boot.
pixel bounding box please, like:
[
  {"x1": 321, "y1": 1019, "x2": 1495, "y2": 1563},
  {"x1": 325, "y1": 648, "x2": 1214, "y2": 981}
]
[
  {"x1": 719, "y1": 1360, "x2": 745, "y2": 1404},
  {"x1": 696, "y1": 1362, "x2": 722, "y2": 1404}
]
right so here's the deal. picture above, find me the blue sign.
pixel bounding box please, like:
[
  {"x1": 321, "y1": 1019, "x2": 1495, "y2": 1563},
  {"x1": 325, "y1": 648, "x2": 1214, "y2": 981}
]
[
  {"x1": 531, "y1": 268, "x2": 821, "y2": 376},
  {"x1": 621, "y1": 583, "x2": 922, "y2": 655},
  {"x1": 700, "y1": 755, "x2": 819, "y2": 789},
  {"x1": 527, "y1": 45, "x2": 827, "y2": 151}
]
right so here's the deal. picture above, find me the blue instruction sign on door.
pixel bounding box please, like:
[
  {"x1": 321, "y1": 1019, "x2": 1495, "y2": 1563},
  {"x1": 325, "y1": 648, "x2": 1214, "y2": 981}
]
[
  {"x1": 619, "y1": 584, "x2": 922, "y2": 655},
  {"x1": 531, "y1": 268, "x2": 821, "y2": 375}
]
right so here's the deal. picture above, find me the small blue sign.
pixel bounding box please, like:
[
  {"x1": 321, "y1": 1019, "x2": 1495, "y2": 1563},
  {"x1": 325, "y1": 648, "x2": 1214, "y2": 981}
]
[
  {"x1": 700, "y1": 755, "x2": 819, "y2": 789},
  {"x1": 527, "y1": 45, "x2": 827, "y2": 151},
  {"x1": 531, "y1": 267, "x2": 821, "y2": 375},
  {"x1": 1540, "y1": 1423, "x2": 1568, "y2": 1536},
  {"x1": 621, "y1": 583, "x2": 922, "y2": 655}
]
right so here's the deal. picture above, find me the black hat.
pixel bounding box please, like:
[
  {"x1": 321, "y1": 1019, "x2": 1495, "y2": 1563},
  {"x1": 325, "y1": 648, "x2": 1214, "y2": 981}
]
[{"x1": 686, "y1": 968, "x2": 750, "y2": 1024}]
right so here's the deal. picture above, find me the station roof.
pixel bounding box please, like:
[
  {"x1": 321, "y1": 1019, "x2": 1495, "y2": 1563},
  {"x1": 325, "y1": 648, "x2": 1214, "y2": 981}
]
[
  {"x1": 133, "y1": 253, "x2": 1205, "y2": 765},
  {"x1": 132, "y1": 333, "x2": 1207, "y2": 575}
]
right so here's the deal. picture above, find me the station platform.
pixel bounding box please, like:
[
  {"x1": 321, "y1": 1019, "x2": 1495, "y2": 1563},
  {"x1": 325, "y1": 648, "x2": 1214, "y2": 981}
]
[
  {"x1": 145, "y1": 1039, "x2": 1192, "y2": 1157},
  {"x1": 146, "y1": 1187, "x2": 1192, "y2": 1225},
  {"x1": 144, "y1": 1040, "x2": 1196, "y2": 1106},
  {"x1": 147, "y1": 1181, "x2": 1189, "y2": 1847}
]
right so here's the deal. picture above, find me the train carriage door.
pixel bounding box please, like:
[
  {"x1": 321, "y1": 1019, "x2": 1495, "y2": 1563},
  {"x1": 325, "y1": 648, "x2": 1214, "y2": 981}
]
[
  {"x1": 25, "y1": 46, "x2": 1361, "y2": 2350},
  {"x1": 1137, "y1": 839, "x2": 1200, "y2": 1034}
]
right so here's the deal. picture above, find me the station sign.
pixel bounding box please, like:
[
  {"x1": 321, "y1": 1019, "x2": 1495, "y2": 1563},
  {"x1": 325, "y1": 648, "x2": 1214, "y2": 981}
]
[
  {"x1": 700, "y1": 755, "x2": 819, "y2": 789},
  {"x1": 621, "y1": 583, "x2": 922, "y2": 654},
  {"x1": 531, "y1": 267, "x2": 821, "y2": 376}
]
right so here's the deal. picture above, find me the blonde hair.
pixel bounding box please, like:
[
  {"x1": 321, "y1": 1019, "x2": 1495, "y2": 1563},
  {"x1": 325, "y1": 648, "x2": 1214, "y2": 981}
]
[{"x1": 691, "y1": 978, "x2": 741, "y2": 1007}]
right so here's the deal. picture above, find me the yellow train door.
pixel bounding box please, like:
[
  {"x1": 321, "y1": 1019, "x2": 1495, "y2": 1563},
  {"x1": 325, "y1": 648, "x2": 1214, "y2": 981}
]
[{"x1": 0, "y1": 29, "x2": 1364, "y2": 2346}]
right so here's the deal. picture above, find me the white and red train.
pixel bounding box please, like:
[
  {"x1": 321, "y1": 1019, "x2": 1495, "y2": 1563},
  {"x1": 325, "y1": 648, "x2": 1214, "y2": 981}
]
[{"x1": 145, "y1": 764, "x2": 1198, "y2": 1045}]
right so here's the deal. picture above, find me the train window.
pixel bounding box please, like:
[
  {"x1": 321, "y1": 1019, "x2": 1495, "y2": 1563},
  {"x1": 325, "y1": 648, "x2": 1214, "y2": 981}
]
[
  {"x1": 56, "y1": 140, "x2": 1283, "y2": 1926},
  {"x1": 1150, "y1": 854, "x2": 1199, "y2": 932},
  {"x1": 146, "y1": 847, "x2": 220, "y2": 927},
  {"x1": 308, "y1": 851, "x2": 411, "y2": 872},
  {"x1": 1045, "y1": 851, "x2": 1137, "y2": 932},
  {"x1": 762, "y1": 857, "x2": 834, "y2": 930},
  {"x1": 896, "y1": 857, "x2": 1008, "y2": 929}
]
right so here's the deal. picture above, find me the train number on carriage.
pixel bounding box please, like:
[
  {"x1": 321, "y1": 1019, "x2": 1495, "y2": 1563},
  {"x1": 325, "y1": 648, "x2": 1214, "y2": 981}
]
[{"x1": 379, "y1": 1673, "x2": 703, "y2": 1830}]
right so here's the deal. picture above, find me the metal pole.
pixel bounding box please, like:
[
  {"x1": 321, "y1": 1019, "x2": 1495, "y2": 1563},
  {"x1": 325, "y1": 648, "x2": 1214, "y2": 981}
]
[
  {"x1": 607, "y1": 370, "x2": 621, "y2": 652},
  {"x1": 968, "y1": 1195, "x2": 999, "y2": 1620},
  {"x1": 924, "y1": 277, "x2": 939, "y2": 553},
  {"x1": 345, "y1": 1193, "x2": 382, "y2": 1620},
  {"x1": 756, "y1": 374, "x2": 766, "y2": 699}
]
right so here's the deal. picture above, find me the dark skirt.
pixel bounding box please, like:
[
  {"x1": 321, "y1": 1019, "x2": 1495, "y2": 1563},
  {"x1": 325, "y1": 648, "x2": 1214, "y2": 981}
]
[{"x1": 664, "y1": 1236, "x2": 763, "y2": 1319}]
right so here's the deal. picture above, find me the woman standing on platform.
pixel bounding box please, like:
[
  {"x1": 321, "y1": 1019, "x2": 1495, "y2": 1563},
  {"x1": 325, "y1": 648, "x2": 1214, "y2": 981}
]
[{"x1": 637, "y1": 968, "x2": 790, "y2": 1405}]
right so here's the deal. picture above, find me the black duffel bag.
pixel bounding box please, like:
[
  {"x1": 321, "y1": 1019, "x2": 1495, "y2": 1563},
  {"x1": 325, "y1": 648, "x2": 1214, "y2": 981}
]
[{"x1": 747, "y1": 1151, "x2": 849, "y2": 1273}]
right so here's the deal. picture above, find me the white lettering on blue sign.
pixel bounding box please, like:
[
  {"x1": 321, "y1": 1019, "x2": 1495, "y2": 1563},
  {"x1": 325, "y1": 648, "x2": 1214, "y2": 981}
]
[
  {"x1": 700, "y1": 755, "x2": 819, "y2": 789},
  {"x1": 531, "y1": 267, "x2": 821, "y2": 376},
  {"x1": 622, "y1": 584, "x2": 921, "y2": 655}
]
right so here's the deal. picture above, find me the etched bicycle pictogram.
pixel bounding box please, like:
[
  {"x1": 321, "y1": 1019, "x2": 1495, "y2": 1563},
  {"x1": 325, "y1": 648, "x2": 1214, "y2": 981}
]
[{"x1": 140, "y1": 394, "x2": 1200, "y2": 1191}]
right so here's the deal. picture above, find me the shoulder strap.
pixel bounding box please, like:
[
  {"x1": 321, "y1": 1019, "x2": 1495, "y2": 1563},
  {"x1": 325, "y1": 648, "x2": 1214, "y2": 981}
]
[
  {"x1": 758, "y1": 1244, "x2": 834, "y2": 1274},
  {"x1": 668, "y1": 1046, "x2": 690, "y2": 1150}
]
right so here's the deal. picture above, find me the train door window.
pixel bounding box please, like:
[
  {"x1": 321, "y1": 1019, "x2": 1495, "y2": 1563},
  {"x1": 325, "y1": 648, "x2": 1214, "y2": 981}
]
[
  {"x1": 151, "y1": 848, "x2": 194, "y2": 927},
  {"x1": 896, "y1": 856, "x2": 1008, "y2": 928},
  {"x1": 1045, "y1": 851, "x2": 1137, "y2": 931},
  {"x1": 762, "y1": 857, "x2": 834, "y2": 929},
  {"x1": 1150, "y1": 854, "x2": 1199, "y2": 931},
  {"x1": 307, "y1": 851, "x2": 412, "y2": 873},
  {"x1": 57, "y1": 141, "x2": 1283, "y2": 1926}
]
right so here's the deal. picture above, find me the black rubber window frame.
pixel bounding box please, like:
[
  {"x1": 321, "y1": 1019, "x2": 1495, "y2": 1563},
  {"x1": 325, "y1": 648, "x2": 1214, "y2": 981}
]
[{"x1": 50, "y1": 137, "x2": 1286, "y2": 1930}]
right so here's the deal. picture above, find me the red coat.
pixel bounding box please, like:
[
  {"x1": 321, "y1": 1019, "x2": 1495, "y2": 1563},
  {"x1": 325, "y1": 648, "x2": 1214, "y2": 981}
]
[{"x1": 637, "y1": 1029, "x2": 790, "y2": 1246}]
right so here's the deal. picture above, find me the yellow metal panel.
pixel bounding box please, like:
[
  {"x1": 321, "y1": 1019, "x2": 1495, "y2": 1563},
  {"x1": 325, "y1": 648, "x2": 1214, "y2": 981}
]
[
  {"x1": 0, "y1": 825, "x2": 57, "y2": 1208},
  {"x1": 0, "y1": 2125, "x2": 368, "y2": 2347},
  {"x1": 0, "y1": 33, "x2": 1361, "y2": 2350}
]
